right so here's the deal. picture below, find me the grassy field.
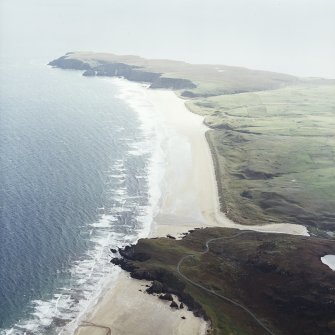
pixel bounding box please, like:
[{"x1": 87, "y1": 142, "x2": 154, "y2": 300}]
[{"x1": 187, "y1": 85, "x2": 335, "y2": 234}]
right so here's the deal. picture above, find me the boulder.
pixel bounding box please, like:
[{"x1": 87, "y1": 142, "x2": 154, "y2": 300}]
[
  {"x1": 146, "y1": 280, "x2": 164, "y2": 294},
  {"x1": 159, "y1": 293, "x2": 173, "y2": 301},
  {"x1": 170, "y1": 301, "x2": 179, "y2": 309}
]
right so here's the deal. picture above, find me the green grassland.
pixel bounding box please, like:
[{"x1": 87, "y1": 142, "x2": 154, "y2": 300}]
[{"x1": 187, "y1": 85, "x2": 335, "y2": 233}]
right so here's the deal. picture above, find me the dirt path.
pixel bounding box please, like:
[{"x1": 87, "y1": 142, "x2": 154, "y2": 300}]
[{"x1": 176, "y1": 232, "x2": 276, "y2": 335}]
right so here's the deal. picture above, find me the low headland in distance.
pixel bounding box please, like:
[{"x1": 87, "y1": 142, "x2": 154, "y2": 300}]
[{"x1": 49, "y1": 52, "x2": 335, "y2": 335}]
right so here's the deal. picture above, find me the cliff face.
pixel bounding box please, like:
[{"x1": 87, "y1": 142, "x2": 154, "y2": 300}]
[
  {"x1": 48, "y1": 56, "x2": 91, "y2": 70},
  {"x1": 48, "y1": 55, "x2": 196, "y2": 90}
]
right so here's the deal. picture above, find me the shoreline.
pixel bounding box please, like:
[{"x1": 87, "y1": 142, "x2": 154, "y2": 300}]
[{"x1": 72, "y1": 80, "x2": 309, "y2": 335}]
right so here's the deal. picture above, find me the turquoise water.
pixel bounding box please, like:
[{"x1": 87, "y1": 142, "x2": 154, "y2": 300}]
[{"x1": 0, "y1": 59, "x2": 157, "y2": 333}]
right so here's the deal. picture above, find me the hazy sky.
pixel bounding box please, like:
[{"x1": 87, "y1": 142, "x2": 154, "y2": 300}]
[{"x1": 1, "y1": 0, "x2": 334, "y2": 77}]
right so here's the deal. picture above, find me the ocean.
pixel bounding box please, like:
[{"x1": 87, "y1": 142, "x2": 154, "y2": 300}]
[{"x1": 0, "y1": 58, "x2": 164, "y2": 333}]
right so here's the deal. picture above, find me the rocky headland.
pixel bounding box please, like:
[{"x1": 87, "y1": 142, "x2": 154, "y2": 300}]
[
  {"x1": 49, "y1": 54, "x2": 196, "y2": 90},
  {"x1": 112, "y1": 227, "x2": 335, "y2": 335}
]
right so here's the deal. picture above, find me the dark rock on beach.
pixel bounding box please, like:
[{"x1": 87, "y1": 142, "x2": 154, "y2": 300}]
[
  {"x1": 159, "y1": 293, "x2": 173, "y2": 301},
  {"x1": 48, "y1": 56, "x2": 91, "y2": 70},
  {"x1": 110, "y1": 257, "x2": 122, "y2": 265},
  {"x1": 146, "y1": 280, "x2": 164, "y2": 294}
]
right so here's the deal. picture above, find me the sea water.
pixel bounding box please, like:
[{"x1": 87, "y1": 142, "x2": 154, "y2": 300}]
[{"x1": 0, "y1": 58, "x2": 165, "y2": 334}]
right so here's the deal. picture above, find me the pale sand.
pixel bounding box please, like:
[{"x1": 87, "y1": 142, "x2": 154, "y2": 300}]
[
  {"x1": 145, "y1": 88, "x2": 309, "y2": 238},
  {"x1": 74, "y1": 84, "x2": 308, "y2": 335},
  {"x1": 75, "y1": 272, "x2": 207, "y2": 335}
]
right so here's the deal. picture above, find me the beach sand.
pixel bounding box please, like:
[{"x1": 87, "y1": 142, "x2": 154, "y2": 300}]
[
  {"x1": 145, "y1": 88, "x2": 308, "y2": 238},
  {"x1": 74, "y1": 272, "x2": 206, "y2": 335},
  {"x1": 73, "y1": 84, "x2": 308, "y2": 335}
]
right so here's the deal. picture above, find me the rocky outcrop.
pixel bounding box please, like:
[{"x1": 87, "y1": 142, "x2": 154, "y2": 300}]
[
  {"x1": 111, "y1": 246, "x2": 208, "y2": 321},
  {"x1": 49, "y1": 55, "x2": 197, "y2": 90},
  {"x1": 48, "y1": 56, "x2": 91, "y2": 70},
  {"x1": 159, "y1": 293, "x2": 173, "y2": 301},
  {"x1": 146, "y1": 280, "x2": 164, "y2": 294}
]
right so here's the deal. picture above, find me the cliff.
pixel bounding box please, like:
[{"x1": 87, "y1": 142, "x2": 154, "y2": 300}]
[{"x1": 48, "y1": 55, "x2": 196, "y2": 90}]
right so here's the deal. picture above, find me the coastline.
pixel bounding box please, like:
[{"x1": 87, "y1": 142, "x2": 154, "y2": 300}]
[
  {"x1": 72, "y1": 81, "x2": 211, "y2": 335},
  {"x1": 72, "y1": 80, "x2": 309, "y2": 335}
]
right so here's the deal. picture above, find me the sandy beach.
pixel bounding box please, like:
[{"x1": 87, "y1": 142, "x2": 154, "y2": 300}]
[
  {"x1": 73, "y1": 83, "x2": 309, "y2": 335},
  {"x1": 321, "y1": 255, "x2": 335, "y2": 271}
]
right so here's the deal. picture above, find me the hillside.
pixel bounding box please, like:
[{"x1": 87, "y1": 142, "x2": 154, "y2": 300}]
[{"x1": 188, "y1": 85, "x2": 335, "y2": 234}]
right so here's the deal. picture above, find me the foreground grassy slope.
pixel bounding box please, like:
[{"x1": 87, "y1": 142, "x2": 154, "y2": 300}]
[
  {"x1": 188, "y1": 85, "x2": 335, "y2": 233},
  {"x1": 113, "y1": 228, "x2": 335, "y2": 335}
]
